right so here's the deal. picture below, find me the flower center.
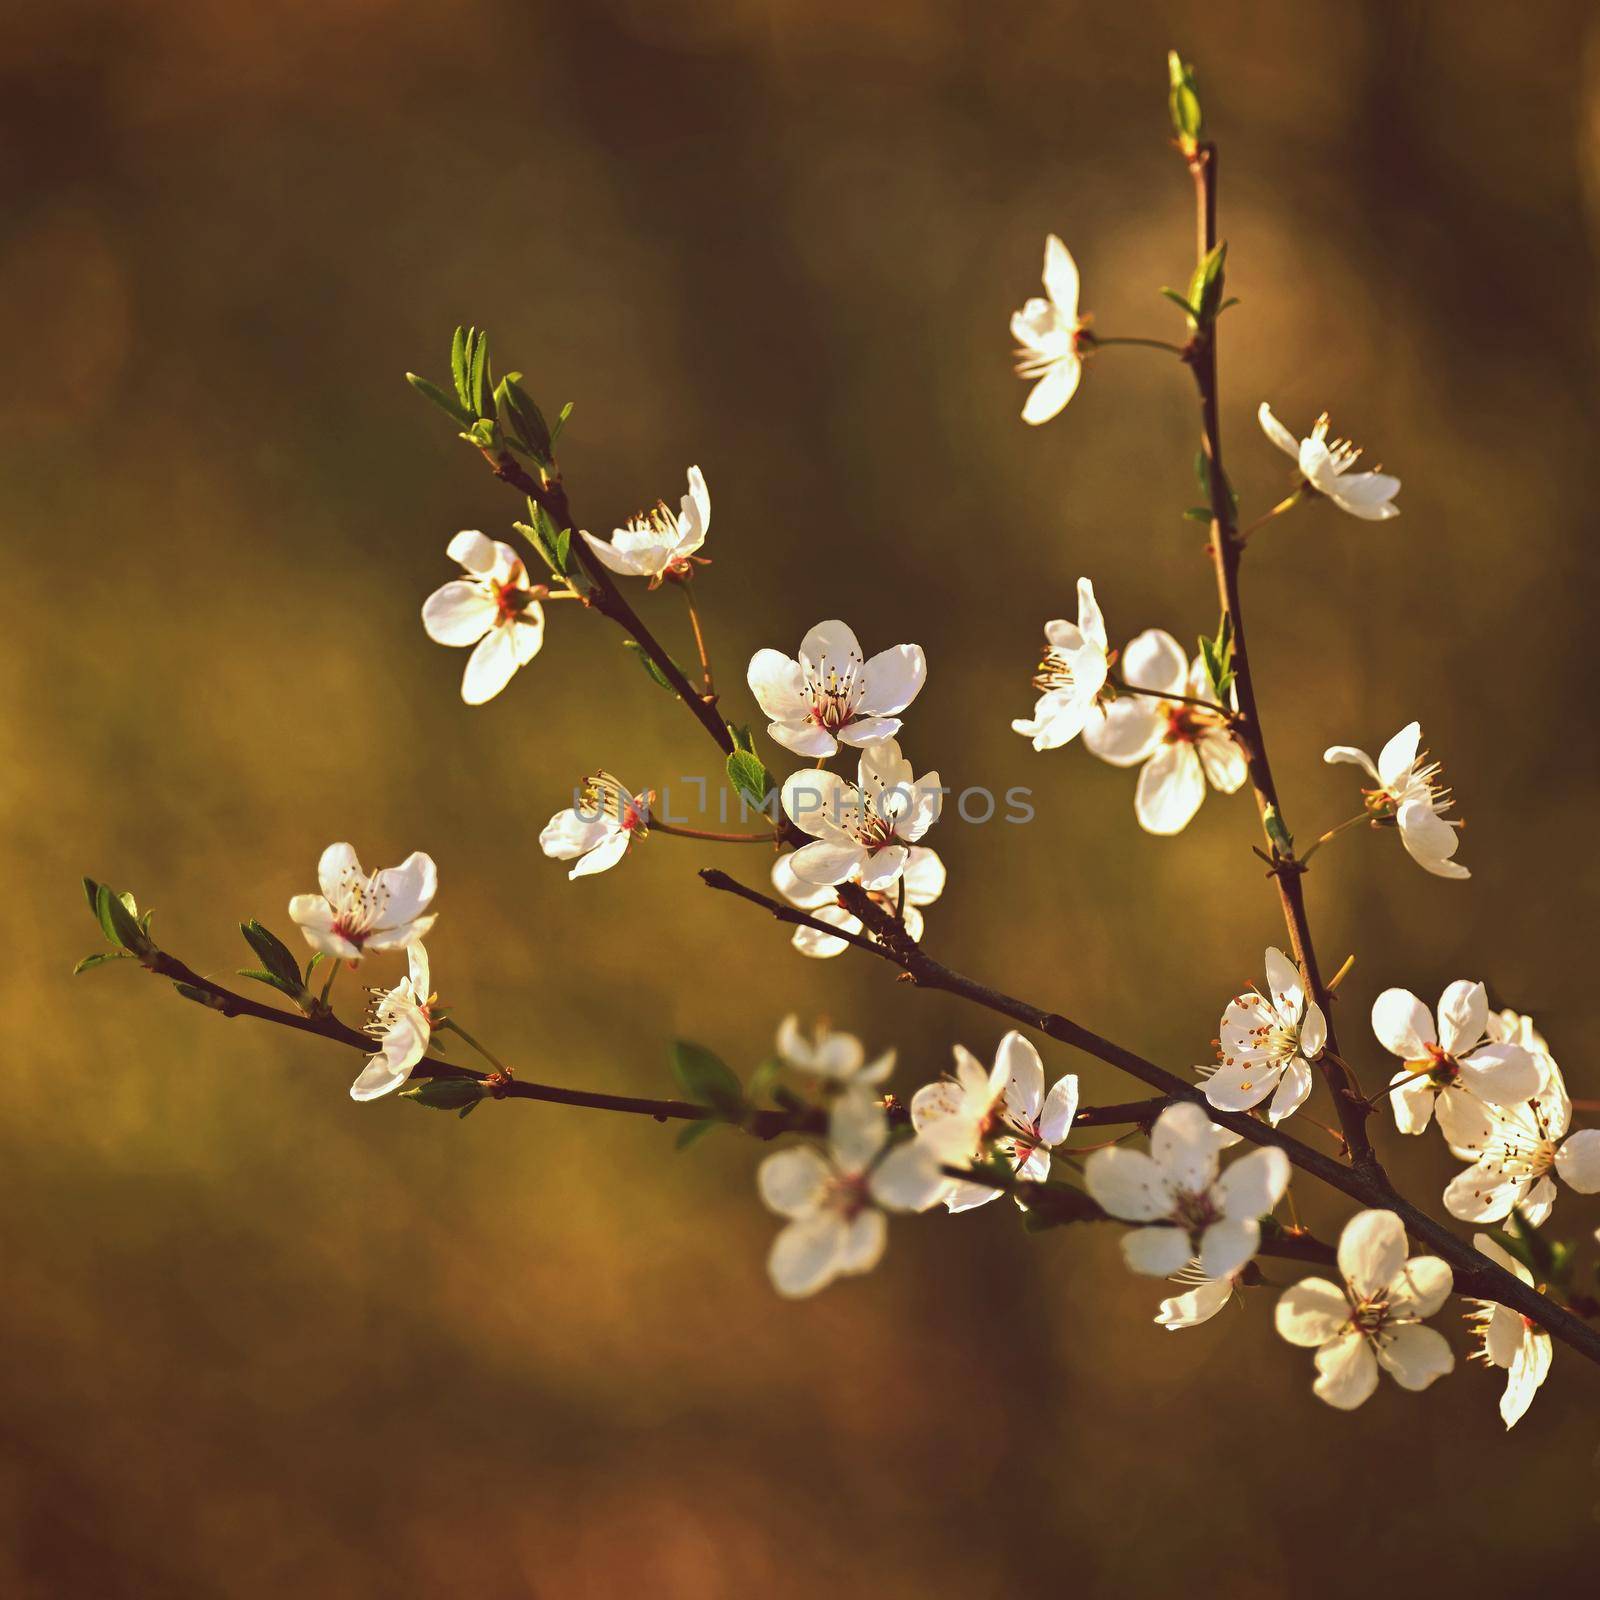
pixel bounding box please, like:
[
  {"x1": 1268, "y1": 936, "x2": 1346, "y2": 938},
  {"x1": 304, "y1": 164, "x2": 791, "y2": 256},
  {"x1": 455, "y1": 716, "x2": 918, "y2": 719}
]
[
  {"x1": 1171, "y1": 1188, "x2": 1221, "y2": 1231},
  {"x1": 1032, "y1": 649, "x2": 1075, "y2": 694},
  {"x1": 1409, "y1": 1042, "x2": 1459, "y2": 1085},
  {"x1": 1349, "y1": 1292, "x2": 1393, "y2": 1340},
  {"x1": 822, "y1": 1170, "x2": 872, "y2": 1219},
  {"x1": 1163, "y1": 703, "x2": 1217, "y2": 745},
  {"x1": 329, "y1": 876, "x2": 387, "y2": 947},
  {"x1": 805, "y1": 657, "x2": 866, "y2": 732},
  {"x1": 494, "y1": 579, "x2": 532, "y2": 623}
]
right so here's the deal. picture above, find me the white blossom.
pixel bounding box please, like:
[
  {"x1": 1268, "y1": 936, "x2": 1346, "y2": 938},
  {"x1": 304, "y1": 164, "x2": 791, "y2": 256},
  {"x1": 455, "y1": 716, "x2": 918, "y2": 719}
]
[
  {"x1": 1275, "y1": 1210, "x2": 1454, "y2": 1410},
  {"x1": 770, "y1": 847, "x2": 945, "y2": 959},
  {"x1": 1155, "y1": 1261, "x2": 1240, "y2": 1330},
  {"x1": 1201, "y1": 947, "x2": 1326, "y2": 1125},
  {"x1": 1257, "y1": 403, "x2": 1401, "y2": 520},
  {"x1": 780, "y1": 739, "x2": 941, "y2": 892},
  {"x1": 774, "y1": 1014, "x2": 894, "y2": 1089},
  {"x1": 1085, "y1": 1102, "x2": 1290, "y2": 1278},
  {"x1": 580, "y1": 465, "x2": 709, "y2": 585},
  {"x1": 1372, "y1": 981, "x2": 1543, "y2": 1136},
  {"x1": 1011, "y1": 578, "x2": 1111, "y2": 750},
  {"x1": 422, "y1": 530, "x2": 546, "y2": 705},
  {"x1": 352, "y1": 943, "x2": 434, "y2": 1101},
  {"x1": 1464, "y1": 1235, "x2": 1553, "y2": 1430},
  {"x1": 289, "y1": 843, "x2": 437, "y2": 962},
  {"x1": 757, "y1": 1095, "x2": 947, "y2": 1298},
  {"x1": 910, "y1": 1032, "x2": 1078, "y2": 1212},
  {"x1": 1011, "y1": 234, "x2": 1086, "y2": 425},
  {"x1": 1437, "y1": 1065, "x2": 1600, "y2": 1224},
  {"x1": 1324, "y1": 722, "x2": 1467, "y2": 879},
  {"x1": 1084, "y1": 629, "x2": 1245, "y2": 835},
  {"x1": 539, "y1": 773, "x2": 649, "y2": 880},
  {"x1": 748, "y1": 620, "x2": 926, "y2": 759}
]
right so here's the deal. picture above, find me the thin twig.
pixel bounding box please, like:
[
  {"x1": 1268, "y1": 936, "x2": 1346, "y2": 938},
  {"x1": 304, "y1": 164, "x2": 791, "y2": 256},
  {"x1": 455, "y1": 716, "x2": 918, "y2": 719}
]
[{"x1": 1181, "y1": 142, "x2": 1380, "y2": 1179}]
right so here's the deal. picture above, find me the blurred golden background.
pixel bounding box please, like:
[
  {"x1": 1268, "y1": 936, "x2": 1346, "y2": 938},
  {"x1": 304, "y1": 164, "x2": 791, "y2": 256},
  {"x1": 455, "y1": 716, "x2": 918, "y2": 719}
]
[{"x1": 6, "y1": 0, "x2": 1600, "y2": 1592}]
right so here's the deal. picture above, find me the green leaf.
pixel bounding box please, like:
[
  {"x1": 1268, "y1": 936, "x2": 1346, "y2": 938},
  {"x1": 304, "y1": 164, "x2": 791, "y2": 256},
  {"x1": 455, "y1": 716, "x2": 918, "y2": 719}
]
[
  {"x1": 304, "y1": 950, "x2": 326, "y2": 983},
  {"x1": 73, "y1": 950, "x2": 131, "y2": 975},
  {"x1": 726, "y1": 749, "x2": 772, "y2": 812},
  {"x1": 450, "y1": 325, "x2": 471, "y2": 408},
  {"x1": 516, "y1": 501, "x2": 572, "y2": 577},
  {"x1": 495, "y1": 376, "x2": 554, "y2": 466},
  {"x1": 83, "y1": 875, "x2": 101, "y2": 913},
  {"x1": 1263, "y1": 805, "x2": 1294, "y2": 858},
  {"x1": 238, "y1": 966, "x2": 305, "y2": 1001},
  {"x1": 399, "y1": 1077, "x2": 490, "y2": 1114},
  {"x1": 406, "y1": 372, "x2": 475, "y2": 427},
  {"x1": 671, "y1": 1041, "x2": 745, "y2": 1117},
  {"x1": 469, "y1": 329, "x2": 490, "y2": 417},
  {"x1": 674, "y1": 1119, "x2": 720, "y2": 1152},
  {"x1": 1167, "y1": 51, "x2": 1203, "y2": 149},
  {"x1": 174, "y1": 981, "x2": 227, "y2": 1010},
  {"x1": 746, "y1": 1056, "x2": 782, "y2": 1104},
  {"x1": 550, "y1": 400, "x2": 574, "y2": 448},
  {"x1": 240, "y1": 920, "x2": 304, "y2": 991},
  {"x1": 624, "y1": 639, "x2": 677, "y2": 691},
  {"x1": 1161, "y1": 286, "x2": 1198, "y2": 326},
  {"x1": 96, "y1": 883, "x2": 148, "y2": 954},
  {"x1": 1186, "y1": 242, "x2": 1228, "y2": 328},
  {"x1": 1181, "y1": 506, "x2": 1213, "y2": 523}
]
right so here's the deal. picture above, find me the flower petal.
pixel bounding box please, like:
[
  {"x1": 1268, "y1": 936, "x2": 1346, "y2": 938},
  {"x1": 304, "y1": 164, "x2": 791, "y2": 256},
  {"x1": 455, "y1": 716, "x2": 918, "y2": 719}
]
[
  {"x1": 1084, "y1": 1147, "x2": 1171, "y2": 1222},
  {"x1": 1120, "y1": 1225, "x2": 1193, "y2": 1277},
  {"x1": 1134, "y1": 742, "x2": 1206, "y2": 835},
  {"x1": 1372, "y1": 987, "x2": 1435, "y2": 1059},
  {"x1": 1376, "y1": 1324, "x2": 1454, "y2": 1391},
  {"x1": 1337, "y1": 1209, "x2": 1407, "y2": 1301},
  {"x1": 1312, "y1": 1330, "x2": 1379, "y2": 1410},
  {"x1": 1274, "y1": 1277, "x2": 1349, "y2": 1346},
  {"x1": 422, "y1": 580, "x2": 496, "y2": 646},
  {"x1": 1214, "y1": 1146, "x2": 1290, "y2": 1221},
  {"x1": 461, "y1": 625, "x2": 522, "y2": 704}
]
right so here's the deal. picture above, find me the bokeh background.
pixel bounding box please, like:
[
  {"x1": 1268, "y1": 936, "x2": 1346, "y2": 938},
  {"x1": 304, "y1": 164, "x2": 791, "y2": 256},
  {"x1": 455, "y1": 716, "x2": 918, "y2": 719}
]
[{"x1": 6, "y1": 0, "x2": 1600, "y2": 1592}]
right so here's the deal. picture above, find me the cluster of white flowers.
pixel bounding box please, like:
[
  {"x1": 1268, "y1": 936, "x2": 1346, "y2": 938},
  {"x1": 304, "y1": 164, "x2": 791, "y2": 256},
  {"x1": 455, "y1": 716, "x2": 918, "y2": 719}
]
[
  {"x1": 288, "y1": 842, "x2": 440, "y2": 1101},
  {"x1": 422, "y1": 468, "x2": 709, "y2": 705},
  {"x1": 368, "y1": 217, "x2": 1593, "y2": 1440},
  {"x1": 756, "y1": 1023, "x2": 1079, "y2": 1293}
]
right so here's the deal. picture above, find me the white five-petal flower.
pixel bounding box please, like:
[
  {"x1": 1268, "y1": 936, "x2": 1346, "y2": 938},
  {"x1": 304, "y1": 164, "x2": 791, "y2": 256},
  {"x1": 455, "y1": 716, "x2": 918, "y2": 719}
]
[
  {"x1": 539, "y1": 773, "x2": 649, "y2": 881},
  {"x1": 1372, "y1": 981, "x2": 1544, "y2": 1135},
  {"x1": 580, "y1": 465, "x2": 710, "y2": 586},
  {"x1": 910, "y1": 1032, "x2": 1079, "y2": 1213},
  {"x1": 780, "y1": 739, "x2": 941, "y2": 892},
  {"x1": 1464, "y1": 1234, "x2": 1553, "y2": 1430},
  {"x1": 1275, "y1": 1210, "x2": 1453, "y2": 1409},
  {"x1": 748, "y1": 620, "x2": 926, "y2": 759},
  {"x1": 351, "y1": 943, "x2": 435, "y2": 1102},
  {"x1": 422, "y1": 531, "x2": 546, "y2": 705},
  {"x1": 757, "y1": 1094, "x2": 947, "y2": 1298},
  {"x1": 288, "y1": 843, "x2": 438, "y2": 962},
  {"x1": 1258, "y1": 403, "x2": 1401, "y2": 520},
  {"x1": 1324, "y1": 722, "x2": 1467, "y2": 879},
  {"x1": 1084, "y1": 629, "x2": 1245, "y2": 835},
  {"x1": 774, "y1": 1014, "x2": 894, "y2": 1089},
  {"x1": 1202, "y1": 947, "x2": 1326, "y2": 1126},
  {"x1": 1011, "y1": 234, "x2": 1087, "y2": 425},
  {"x1": 1085, "y1": 1102, "x2": 1290, "y2": 1278},
  {"x1": 1437, "y1": 1066, "x2": 1600, "y2": 1224},
  {"x1": 1011, "y1": 578, "x2": 1111, "y2": 750},
  {"x1": 770, "y1": 847, "x2": 945, "y2": 959}
]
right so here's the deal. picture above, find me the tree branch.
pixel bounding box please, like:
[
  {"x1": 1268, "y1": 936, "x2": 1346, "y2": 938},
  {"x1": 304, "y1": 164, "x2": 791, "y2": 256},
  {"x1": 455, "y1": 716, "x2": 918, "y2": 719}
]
[
  {"x1": 1181, "y1": 142, "x2": 1382, "y2": 1180},
  {"x1": 700, "y1": 869, "x2": 1600, "y2": 1365}
]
